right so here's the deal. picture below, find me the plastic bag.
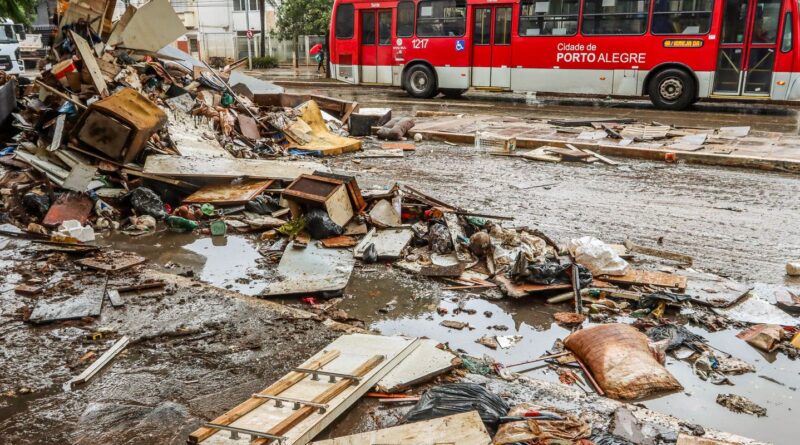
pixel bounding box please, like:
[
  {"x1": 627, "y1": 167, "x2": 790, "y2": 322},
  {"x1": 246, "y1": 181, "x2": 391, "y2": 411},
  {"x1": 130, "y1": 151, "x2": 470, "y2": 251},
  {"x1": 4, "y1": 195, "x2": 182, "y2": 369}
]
[
  {"x1": 126, "y1": 187, "x2": 166, "y2": 220},
  {"x1": 493, "y1": 403, "x2": 591, "y2": 445},
  {"x1": 564, "y1": 324, "x2": 683, "y2": 400},
  {"x1": 245, "y1": 195, "x2": 280, "y2": 215},
  {"x1": 304, "y1": 208, "x2": 344, "y2": 239},
  {"x1": 511, "y1": 256, "x2": 592, "y2": 287},
  {"x1": 568, "y1": 236, "x2": 629, "y2": 276},
  {"x1": 645, "y1": 324, "x2": 706, "y2": 352},
  {"x1": 428, "y1": 222, "x2": 453, "y2": 254},
  {"x1": 22, "y1": 192, "x2": 50, "y2": 217},
  {"x1": 362, "y1": 243, "x2": 378, "y2": 263},
  {"x1": 402, "y1": 383, "x2": 508, "y2": 433}
]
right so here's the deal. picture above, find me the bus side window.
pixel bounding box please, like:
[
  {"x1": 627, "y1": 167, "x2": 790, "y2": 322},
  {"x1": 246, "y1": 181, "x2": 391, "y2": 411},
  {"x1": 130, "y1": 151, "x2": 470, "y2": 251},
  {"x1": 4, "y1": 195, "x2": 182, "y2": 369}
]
[
  {"x1": 518, "y1": 0, "x2": 580, "y2": 36},
  {"x1": 397, "y1": 1, "x2": 415, "y2": 37},
  {"x1": 582, "y1": 0, "x2": 650, "y2": 35},
  {"x1": 416, "y1": 0, "x2": 467, "y2": 37},
  {"x1": 335, "y1": 4, "x2": 355, "y2": 39},
  {"x1": 781, "y1": 11, "x2": 793, "y2": 52},
  {"x1": 651, "y1": 0, "x2": 713, "y2": 35}
]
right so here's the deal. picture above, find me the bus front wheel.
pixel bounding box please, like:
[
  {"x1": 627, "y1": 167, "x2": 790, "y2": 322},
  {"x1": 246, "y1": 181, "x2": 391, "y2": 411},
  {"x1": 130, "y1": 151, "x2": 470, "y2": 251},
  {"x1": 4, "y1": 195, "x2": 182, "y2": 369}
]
[
  {"x1": 648, "y1": 68, "x2": 696, "y2": 110},
  {"x1": 405, "y1": 65, "x2": 437, "y2": 99}
]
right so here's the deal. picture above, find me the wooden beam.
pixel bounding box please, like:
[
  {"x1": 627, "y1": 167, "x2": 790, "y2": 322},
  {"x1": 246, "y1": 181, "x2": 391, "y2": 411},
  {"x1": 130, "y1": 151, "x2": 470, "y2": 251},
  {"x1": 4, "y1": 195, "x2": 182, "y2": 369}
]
[
  {"x1": 188, "y1": 350, "x2": 341, "y2": 444},
  {"x1": 251, "y1": 355, "x2": 385, "y2": 445},
  {"x1": 69, "y1": 336, "x2": 129, "y2": 387}
]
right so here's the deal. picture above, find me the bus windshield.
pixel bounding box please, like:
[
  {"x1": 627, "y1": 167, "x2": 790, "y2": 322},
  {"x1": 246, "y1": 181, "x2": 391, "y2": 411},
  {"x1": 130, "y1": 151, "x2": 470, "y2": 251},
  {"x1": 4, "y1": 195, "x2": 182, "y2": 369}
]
[{"x1": 0, "y1": 25, "x2": 18, "y2": 44}]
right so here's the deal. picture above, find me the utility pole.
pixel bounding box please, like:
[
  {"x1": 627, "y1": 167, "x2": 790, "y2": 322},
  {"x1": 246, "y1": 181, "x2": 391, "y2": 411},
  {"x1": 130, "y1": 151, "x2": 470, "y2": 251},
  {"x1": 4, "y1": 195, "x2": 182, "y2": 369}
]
[{"x1": 245, "y1": 0, "x2": 253, "y2": 69}]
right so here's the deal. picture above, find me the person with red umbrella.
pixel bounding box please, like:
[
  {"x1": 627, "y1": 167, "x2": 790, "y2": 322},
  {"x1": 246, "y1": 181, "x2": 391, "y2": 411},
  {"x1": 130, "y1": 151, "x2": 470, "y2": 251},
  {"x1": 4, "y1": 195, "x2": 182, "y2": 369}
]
[{"x1": 310, "y1": 42, "x2": 324, "y2": 74}]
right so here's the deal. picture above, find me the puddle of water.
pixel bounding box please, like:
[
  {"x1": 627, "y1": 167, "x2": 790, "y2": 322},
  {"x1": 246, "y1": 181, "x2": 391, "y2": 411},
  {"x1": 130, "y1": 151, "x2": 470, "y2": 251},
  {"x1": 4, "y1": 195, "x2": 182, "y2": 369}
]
[{"x1": 98, "y1": 231, "x2": 268, "y2": 295}]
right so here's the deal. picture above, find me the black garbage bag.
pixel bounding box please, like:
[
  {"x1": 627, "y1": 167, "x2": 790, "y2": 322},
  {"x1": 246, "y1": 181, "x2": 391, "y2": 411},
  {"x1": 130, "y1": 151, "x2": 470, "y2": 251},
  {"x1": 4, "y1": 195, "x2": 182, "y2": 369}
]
[
  {"x1": 304, "y1": 208, "x2": 344, "y2": 239},
  {"x1": 428, "y1": 222, "x2": 453, "y2": 254},
  {"x1": 362, "y1": 243, "x2": 378, "y2": 263},
  {"x1": 402, "y1": 383, "x2": 509, "y2": 434},
  {"x1": 125, "y1": 187, "x2": 166, "y2": 220},
  {"x1": 511, "y1": 255, "x2": 592, "y2": 287},
  {"x1": 22, "y1": 193, "x2": 51, "y2": 218},
  {"x1": 638, "y1": 291, "x2": 692, "y2": 310},
  {"x1": 590, "y1": 433, "x2": 636, "y2": 445},
  {"x1": 245, "y1": 195, "x2": 280, "y2": 215},
  {"x1": 646, "y1": 324, "x2": 707, "y2": 352}
]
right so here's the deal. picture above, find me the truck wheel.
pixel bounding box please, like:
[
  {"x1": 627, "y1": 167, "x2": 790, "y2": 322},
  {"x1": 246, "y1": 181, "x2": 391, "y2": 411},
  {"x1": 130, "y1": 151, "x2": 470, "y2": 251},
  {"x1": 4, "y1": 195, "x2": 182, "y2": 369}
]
[
  {"x1": 648, "y1": 68, "x2": 696, "y2": 110},
  {"x1": 440, "y1": 88, "x2": 467, "y2": 99},
  {"x1": 405, "y1": 65, "x2": 437, "y2": 99}
]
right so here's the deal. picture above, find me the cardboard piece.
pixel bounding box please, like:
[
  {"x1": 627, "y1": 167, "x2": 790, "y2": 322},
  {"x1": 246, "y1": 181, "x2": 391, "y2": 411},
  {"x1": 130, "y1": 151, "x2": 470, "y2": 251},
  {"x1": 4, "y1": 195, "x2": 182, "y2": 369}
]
[{"x1": 183, "y1": 180, "x2": 274, "y2": 205}]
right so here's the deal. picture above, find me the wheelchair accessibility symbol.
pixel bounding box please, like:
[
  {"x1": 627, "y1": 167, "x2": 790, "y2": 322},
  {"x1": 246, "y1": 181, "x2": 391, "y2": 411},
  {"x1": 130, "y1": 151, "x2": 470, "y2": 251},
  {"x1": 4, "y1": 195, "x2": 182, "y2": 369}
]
[{"x1": 455, "y1": 40, "x2": 465, "y2": 51}]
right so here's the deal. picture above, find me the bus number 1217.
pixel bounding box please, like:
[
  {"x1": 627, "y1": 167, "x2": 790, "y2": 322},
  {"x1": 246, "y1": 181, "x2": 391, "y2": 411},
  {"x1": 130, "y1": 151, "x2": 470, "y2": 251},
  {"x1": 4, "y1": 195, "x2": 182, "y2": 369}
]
[{"x1": 412, "y1": 39, "x2": 429, "y2": 49}]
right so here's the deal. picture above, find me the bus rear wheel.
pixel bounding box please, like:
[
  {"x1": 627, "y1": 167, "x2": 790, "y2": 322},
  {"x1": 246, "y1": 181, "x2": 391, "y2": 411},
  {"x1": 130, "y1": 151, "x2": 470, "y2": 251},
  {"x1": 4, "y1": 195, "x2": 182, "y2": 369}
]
[
  {"x1": 405, "y1": 65, "x2": 437, "y2": 99},
  {"x1": 648, "y1": 68, "x2": 696, "y2": 110}
]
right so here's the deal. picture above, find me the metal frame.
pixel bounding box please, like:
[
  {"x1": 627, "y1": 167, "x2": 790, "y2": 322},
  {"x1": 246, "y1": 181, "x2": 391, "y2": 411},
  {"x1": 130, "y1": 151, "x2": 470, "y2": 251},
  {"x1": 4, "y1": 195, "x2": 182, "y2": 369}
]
[
  {"x1": 251, "y1": 394, "x2": 330, "y2": 413},
  {"x1": 292, "y1": 367, "x2": 363, "y2": 383},
  {"x1": 203, "y1": 423, "x2": 287, "y2": 443}
]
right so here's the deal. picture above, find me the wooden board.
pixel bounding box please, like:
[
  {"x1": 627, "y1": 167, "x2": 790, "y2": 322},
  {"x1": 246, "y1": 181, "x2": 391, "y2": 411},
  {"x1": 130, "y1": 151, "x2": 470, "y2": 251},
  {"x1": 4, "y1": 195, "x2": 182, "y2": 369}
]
[
  {"x1": 194, "y1": 334, "x2": 420, "y2": 445},
  {"x1": 310, "y1": 411, "x2": 491, "y2": 445},
  {"x1": 143, "y1": 155, "x2": 328, "y2": 181},
  {"x1": 599, "y1": 269, "x2": 688, "y2": 290},
  {"x1": 183, "y1": 180, "x2": 274, "y2": 205},
  {"x1": 375, "y1": 339, "x2": 460, "y2": 393},
  {"x1": 320, "y1": 236, "x2": 359, "y2": 248},
  {"x1": 69, "y1": 30, "x2": 108, "y2": 97}
]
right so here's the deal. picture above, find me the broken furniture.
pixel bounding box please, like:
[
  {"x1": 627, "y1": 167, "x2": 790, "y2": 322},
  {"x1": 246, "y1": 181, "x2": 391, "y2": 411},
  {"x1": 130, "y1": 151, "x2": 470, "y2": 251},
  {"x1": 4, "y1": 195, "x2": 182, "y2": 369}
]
[
  {"x1": 349, "y1": 108, "x2": 391, "y2": 137},
  {"x1": 282, "y1": 174, "x2": 355, "y2": 227},
  {"x1": 72, "y1": 88, "x2": 167, "y2": 164}
]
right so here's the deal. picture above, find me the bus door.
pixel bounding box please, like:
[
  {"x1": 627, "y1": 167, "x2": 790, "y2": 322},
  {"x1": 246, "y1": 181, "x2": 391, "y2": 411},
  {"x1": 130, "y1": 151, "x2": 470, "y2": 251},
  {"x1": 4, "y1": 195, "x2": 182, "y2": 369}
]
[
  {"x1": 360, "y1": 9, "x2": 394, "y2": 84},
  {"x1": 471, "y1": 5, "x2": 513, "y2": 88},
  {"x1": 714, "y1": 0, "x2": 784, "y2": 95}
]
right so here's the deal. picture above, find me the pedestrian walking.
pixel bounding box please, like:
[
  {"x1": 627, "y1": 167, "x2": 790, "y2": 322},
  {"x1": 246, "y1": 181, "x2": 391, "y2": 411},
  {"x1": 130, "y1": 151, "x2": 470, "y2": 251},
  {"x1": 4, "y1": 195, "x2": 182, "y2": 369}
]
[{"x1": 310, "y1": 42, "x2": 325, "y2": 74}]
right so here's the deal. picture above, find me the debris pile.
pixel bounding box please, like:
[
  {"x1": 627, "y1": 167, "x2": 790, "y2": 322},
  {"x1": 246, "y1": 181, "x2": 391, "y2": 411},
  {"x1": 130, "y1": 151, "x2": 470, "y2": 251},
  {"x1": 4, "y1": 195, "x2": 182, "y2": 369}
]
[{"x1": 0, "y1": 0, "x2": 363, "y2": 247}]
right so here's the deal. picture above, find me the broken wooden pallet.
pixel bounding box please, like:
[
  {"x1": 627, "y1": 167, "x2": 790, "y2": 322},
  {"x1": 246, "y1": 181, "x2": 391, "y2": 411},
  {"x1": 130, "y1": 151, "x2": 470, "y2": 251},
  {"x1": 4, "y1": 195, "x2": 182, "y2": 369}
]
[{"x1": 190, "y1": 334, "x2": 420, "y2": 445}]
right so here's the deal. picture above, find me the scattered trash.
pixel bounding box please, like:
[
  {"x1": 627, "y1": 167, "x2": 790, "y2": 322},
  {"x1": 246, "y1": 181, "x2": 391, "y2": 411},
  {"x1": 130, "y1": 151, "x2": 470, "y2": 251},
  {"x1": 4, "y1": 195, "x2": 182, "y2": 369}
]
[
  {"x1": 736, "y1": 324, "x2": 785, "y2": 352},
  {"x1": 715, "y1": 394, "x2": 767, "y2": 417}
]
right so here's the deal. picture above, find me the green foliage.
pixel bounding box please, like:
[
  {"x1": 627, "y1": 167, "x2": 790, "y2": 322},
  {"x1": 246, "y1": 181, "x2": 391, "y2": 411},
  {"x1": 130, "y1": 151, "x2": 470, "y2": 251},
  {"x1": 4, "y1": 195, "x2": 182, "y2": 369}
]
[
  {"x1": 275, "y1": 0, "x2": 332, "y2": 41},
  {"x1": 252, "y1": 55, "x2": 279, "y2": 69},
  {"x1": 0, "y1": 0, "x2": 37, "y2": 24}
]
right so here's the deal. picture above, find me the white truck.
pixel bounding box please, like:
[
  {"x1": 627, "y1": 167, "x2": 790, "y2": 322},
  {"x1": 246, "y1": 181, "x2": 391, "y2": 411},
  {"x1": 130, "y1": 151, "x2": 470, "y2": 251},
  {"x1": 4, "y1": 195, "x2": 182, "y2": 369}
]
[{"x1": 0, "y1": 18, "x2": 26, "y2": 75}]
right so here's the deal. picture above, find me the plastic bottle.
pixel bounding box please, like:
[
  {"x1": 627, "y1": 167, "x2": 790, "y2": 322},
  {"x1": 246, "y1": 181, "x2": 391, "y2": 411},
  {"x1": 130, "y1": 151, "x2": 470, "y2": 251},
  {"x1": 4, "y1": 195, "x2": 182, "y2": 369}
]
[{"x1": 166, "y1": 216, "x2": 198, "y2": 232}]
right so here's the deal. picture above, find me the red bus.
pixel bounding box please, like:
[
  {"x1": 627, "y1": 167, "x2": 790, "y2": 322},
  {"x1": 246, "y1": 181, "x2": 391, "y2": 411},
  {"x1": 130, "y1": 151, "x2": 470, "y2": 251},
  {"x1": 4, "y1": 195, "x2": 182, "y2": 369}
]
[{"x1": 329, "y1": 0, "x2": 800, "y2": 109}]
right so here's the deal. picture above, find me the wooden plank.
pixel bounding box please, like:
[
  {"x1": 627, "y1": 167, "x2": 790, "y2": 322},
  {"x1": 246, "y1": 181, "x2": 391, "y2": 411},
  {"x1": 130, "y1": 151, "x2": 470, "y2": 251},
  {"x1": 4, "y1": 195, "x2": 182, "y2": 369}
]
[
  {"x1": 309, "y1": 412, "x2": 491, "y2": 445},
  {"x1": 253, "y1": 355, "x2": 386, "y2": 445},
  {"x1": 320, "y1": 236, "x2": 358, "y2": 248},
  {"x1": 188, "y1": 350, "x2": 341, "y2": 443},
  {"x1": 143, "y1": 155, "x2": 328, "y2": 181},
  {"x1": 183, "y1": 180, "x2": 274, "y2": 205},
  {"x1": 623, "y1": 239, "x2": 692, "y2": 265},
  {"x1": 599, "y1": 269, "x2": 688, "y2": 290},
  {"x1": 199, "y1": 335, "x2": 420, "y2": 445},
  {"x1": 106, "y1": 289, "x2": 124, "y2": 307},
  {"x1": 69, "y1": 30, "x2": 108, "y2": 97},
  {"x1": 375, "y1": 339, "x2": 460, "y2": 393},
  {"x1": 69, "y1": 336, "x2": 129, "y2": 387}
]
